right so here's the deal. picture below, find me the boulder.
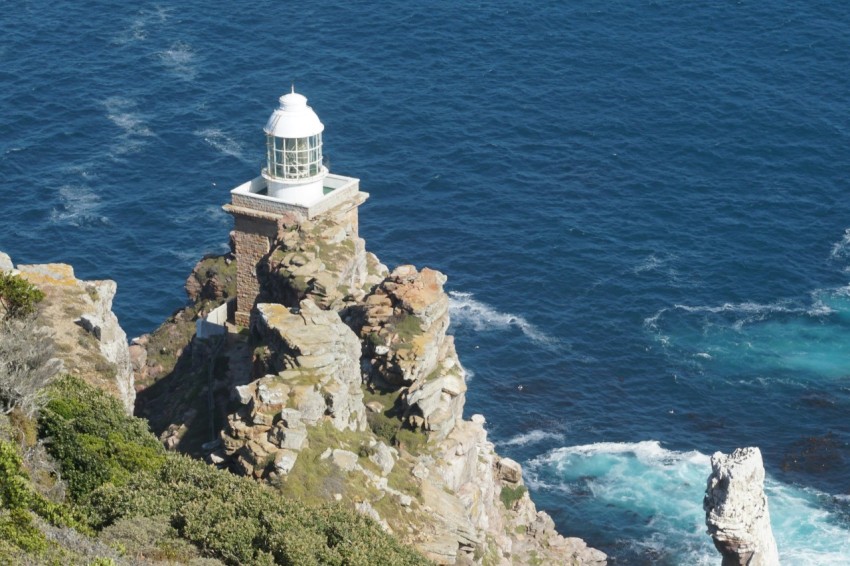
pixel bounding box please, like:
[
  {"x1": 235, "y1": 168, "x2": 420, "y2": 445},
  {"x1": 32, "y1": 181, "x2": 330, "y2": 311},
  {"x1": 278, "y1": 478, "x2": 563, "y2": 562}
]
[
  {"x1": 0, "y1": 251, "x2": 13, "y2": 272},
  {"x1": 497, "y1": 458, "x2": 523, "y2": 484},
  {"x1": 274, "y1": 450, "x2": 299, "y2": 475},
  {"x1": 369, "y1": 441, "x2": 398, "y2": 476}
]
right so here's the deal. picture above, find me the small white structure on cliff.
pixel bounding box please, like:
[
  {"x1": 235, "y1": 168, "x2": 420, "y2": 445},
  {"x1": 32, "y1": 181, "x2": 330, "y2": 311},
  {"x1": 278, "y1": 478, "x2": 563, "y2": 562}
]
[{"x1": 223, "y1": 89, "x2": 368, "y2": 326}]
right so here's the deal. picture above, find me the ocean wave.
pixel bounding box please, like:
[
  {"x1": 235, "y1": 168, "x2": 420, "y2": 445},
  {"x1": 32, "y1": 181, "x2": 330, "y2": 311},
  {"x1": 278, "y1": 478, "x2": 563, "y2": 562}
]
[
  {"x1": 158, "y1": 41, "x2": 197, "y2": 80},
  {"x1": 530, "y1": 439, "x2": 709, "y2": 467},
  {"x1": 196, "y1": 128, "x2": 251, "y2": 164},
  {"x1": 500, "y1": 429, "x2": 565, "y2": 447},
  {"x1": 673, "y1": 301, "x2": 799, "y2": 315},
  {"x1": 448, "y1": 291, "x2": 558, "y2": 347}
]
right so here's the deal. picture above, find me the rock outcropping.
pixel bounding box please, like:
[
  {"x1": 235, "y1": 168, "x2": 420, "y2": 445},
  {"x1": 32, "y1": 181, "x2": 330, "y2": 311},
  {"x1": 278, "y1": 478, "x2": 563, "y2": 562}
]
[
  {"x1": 3, "y1": 253, "x2": 135, "y2": 413},
  {"x1": 704, "y1": 447, "x2": 779, "y2": 566},
  {"x1": 206, "y1": 255, "x2": 606, "y2": 564},
  {"x1": 258, "y1": 206, "x2": 386, "y2": 311},
  {"x1": 221, "y1": 299, "x2": 368, "y2": 478},
  {"x1": 358, "y1": 266, "x2": 466, "y2": 439}
]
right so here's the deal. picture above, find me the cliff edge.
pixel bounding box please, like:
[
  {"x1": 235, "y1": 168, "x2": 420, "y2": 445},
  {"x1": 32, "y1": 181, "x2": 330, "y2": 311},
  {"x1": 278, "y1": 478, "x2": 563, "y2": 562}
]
[{"x1": 1, "y1": 251, "x2": 135, "y2": 413}]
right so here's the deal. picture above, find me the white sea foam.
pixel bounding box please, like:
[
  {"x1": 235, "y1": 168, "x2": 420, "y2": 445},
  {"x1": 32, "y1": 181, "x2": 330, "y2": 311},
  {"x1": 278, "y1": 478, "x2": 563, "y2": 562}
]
[
  {"x1": 196, "y1": 128, "x2": 251, "y2": 164},
  {"x1": 448, "y1": 291, "x2": 558, "y2": 347},
  {"x1": 501, "y1": 430, "x2": 565, "y2": 447},
  {"x1": 113, "y1": 6, "x2": 171, "y2": 45},
  {"x1": 159, "y1": 41, "x2": 197, "y2": 80},
  {"x1": 50, "y1": 185, "x2": 108, "y2": 227},
  {"x1": 673, "y1": 301, "x2": 798, "y2": 315},
  {"x1": 527, "y1": 440, "x2": 850, "y2": 565},
  {"x1": 643, "y1": 308, "x2": 666, "y2": 330},
  {"x1": 633, "y1": 254, "x2": 664, "y2": 274},
  {"x1": 830, "y1": 228, "x2": 850, "y2": 260},
  {"x1": 103, "y1": 97, "x2": 155, "y2": 156}
]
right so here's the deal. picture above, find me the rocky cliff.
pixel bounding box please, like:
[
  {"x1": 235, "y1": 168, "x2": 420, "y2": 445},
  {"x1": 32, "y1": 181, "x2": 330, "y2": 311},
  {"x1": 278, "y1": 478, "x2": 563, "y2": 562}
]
[
  {"x1": 144, "y1": 204, "x2": 606, "y2": 565},
  {"x1": 704, "y1": 447, "x2": 779, "y2": 566},
  {"x1": 1, "y1": 251, "x2": 135, "y2": 413}
]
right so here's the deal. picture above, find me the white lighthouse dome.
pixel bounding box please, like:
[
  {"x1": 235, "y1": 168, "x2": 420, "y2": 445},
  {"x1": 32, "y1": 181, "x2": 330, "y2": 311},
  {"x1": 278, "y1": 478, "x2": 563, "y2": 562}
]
[{"x1": 263, "y1": 92, "x2": 325, "y2": 138}]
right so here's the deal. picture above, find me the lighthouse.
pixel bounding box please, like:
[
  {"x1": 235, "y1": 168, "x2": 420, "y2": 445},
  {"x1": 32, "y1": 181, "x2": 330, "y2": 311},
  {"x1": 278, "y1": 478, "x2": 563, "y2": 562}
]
[{"x1": 223, "y1": 89, "x2": 367, "y2": 326}]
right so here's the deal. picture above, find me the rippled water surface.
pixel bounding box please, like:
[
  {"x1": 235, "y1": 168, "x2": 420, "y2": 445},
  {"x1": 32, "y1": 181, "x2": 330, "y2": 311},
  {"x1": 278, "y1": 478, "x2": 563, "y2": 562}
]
[{"x1": 3, "y1": 2, "x2": 850, "y2": 562}]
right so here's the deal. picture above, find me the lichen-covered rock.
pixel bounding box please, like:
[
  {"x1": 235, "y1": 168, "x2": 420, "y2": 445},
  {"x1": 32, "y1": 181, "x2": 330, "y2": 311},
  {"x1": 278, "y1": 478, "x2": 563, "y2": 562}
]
[
  {"x1": 14, "y1": 260, "x2": 135, "y2": 413},
  {"x1": 369, "y1": 441, "x2": 398, "y2": 476},
  {"x1": 255, "y1": 299, "x2": 367, "y2": 432},
  {"x1": 420, "y1": 417, "x2": 608, "y2": 565},
  {"x1": 258, "y1": 205, "x2": 386, "y2": 311},
  {"x1": 143, "y1": 225, "x2": 606, "y2": 564},
  {"x1": 359, "y1": 266, "x2": 467, "y2": 439},
  {"x1": 220, "y1": 299, "x2": 367, "y2": 478},
  {"x1": 704, "y1": 447, "x2": 779, "y2": 566}
]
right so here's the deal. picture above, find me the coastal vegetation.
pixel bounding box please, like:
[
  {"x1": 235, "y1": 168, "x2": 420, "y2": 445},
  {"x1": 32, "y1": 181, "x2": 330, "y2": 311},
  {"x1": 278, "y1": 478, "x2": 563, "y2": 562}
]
[
  {"x1": 0, "y1": 375, "x2": 427, "y2": 565},
  {"x1": 0, "y1": 272, "x2": 45, "y2": 320}
]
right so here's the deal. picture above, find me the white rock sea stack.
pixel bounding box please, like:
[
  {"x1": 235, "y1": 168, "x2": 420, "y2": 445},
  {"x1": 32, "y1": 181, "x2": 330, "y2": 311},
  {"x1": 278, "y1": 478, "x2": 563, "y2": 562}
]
[{"x1": 704, "y1": 447, "x2": 779, "y2": 566}]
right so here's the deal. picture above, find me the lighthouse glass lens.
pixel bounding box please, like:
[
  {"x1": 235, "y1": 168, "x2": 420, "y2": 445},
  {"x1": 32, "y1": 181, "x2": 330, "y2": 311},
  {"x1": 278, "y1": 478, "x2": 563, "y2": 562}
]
[{"x1": 267, "y1": 134, "x2": 322, "y2": 180}]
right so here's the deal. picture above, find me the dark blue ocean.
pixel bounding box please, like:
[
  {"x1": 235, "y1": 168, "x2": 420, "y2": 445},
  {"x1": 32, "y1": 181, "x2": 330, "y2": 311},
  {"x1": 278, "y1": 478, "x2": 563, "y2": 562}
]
[{"x1": 3, "y1": 1, "x2": 850, "y2": 562}]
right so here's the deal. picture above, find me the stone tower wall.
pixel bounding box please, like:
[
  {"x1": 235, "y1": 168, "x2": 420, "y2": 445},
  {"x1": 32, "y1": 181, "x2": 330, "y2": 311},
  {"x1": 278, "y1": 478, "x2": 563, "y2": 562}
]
[{"x1": 231, "y1": 214, "x2": 277, "y2": 326}]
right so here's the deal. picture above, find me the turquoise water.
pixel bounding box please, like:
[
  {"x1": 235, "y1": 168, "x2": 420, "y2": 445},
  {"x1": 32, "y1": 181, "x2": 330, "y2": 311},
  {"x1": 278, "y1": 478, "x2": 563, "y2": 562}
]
[{"x1": 3, "y1": 1, "x2": 850, "y2": 562}]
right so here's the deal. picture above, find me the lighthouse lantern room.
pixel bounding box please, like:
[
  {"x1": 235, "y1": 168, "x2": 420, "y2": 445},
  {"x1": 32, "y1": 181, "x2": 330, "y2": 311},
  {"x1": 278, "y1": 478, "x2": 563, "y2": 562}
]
[{"x1": 262, "y1": 88, "x2": 329, "y2": 205}]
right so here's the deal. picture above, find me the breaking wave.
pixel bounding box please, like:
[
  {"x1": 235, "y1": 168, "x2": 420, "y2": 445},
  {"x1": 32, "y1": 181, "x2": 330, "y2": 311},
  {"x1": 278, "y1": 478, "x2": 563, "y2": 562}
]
[
  {"x1": 500, "y1": 429, "x2": 565, "y2": 447},
  {"x1": 526, "y1": 441, "x2": 850, "y2": 565},
  {"x1": 448, "y1": 291, "x2": 557, "y2": 347}
]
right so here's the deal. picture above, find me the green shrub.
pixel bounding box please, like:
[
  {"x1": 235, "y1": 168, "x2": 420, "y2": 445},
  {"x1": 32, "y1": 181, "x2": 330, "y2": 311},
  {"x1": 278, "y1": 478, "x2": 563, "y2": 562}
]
[
  {"x1": 0, "y1": 273, "x2": 44, "y2": 320},
  {"x1": 365, "y1": 402, "x2": 428, "y2": 454},
  {"x1": 38, "y1": 376, "x2": 165, "y2": 499},
  {"x1": 99, "y1": 515, "x2": 212, "y2": 564},
  {"x1": 0, "y1": 509, "x2": 47, "y2": 554},
  {"x1": 87, "y1": 455, "x2": 428, "y2": 565},
  {"x1": 0, "y1": 440, "x2": 86, "y2": 557},
  {"x1": 367, "y1": 410, "x2": 400, "y2": 446},
  {"x1": 0, "y1": 441, "x2": 79, "y2": 527},
  {"x1": 499, "y1": 485, "x2": 527, "y2": 510}
]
